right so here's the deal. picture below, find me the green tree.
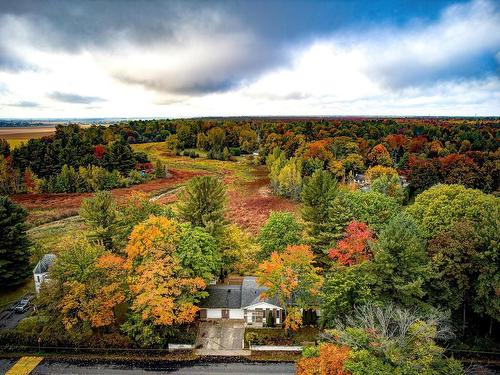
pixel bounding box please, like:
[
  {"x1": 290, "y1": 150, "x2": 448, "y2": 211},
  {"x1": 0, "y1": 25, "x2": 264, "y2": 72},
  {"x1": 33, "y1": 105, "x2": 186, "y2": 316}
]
[
  {"x1": 0, "y1": 196, "x2": 30, "y2": 287},
  {"x1": 371, "y1": 175, "x2": 405, "y2": 204},
  {"x1": 165, "y1": 134, "x2": 181, "y2": 152},
  {"x1": 196, "y1": 132, "x2": 209, "y2": 151},
  {"x1": 301, "y1": 170, "x2": 338, "y2": 254},
  {"x1": 239, "y1": 129, "x2": 258, "y2": 153},
  {"x1": 277, "y1": 157, "x2": 303, "y2": 199},
  {"x1": 342, "y1": 190, "x2": 400, "y2": 234},
  {"x1": 177, "y1": 176, "x2": 226, "y2": 236},
  {"x1": 114, "y1": 192, "x2": 171, "y2": 249},
  {"x1": 0, "y1": 156, "x2": 22, "y2": 194},
  {"x1": 406, "y1": 184, "x2": 499, "y2": 240},
  {"x1": 80, "y1": 191, "x2": 118, "y2": 250},
  {"x1": 177, "y1": 224, "x2": 221, "y2": 282},
  {"x1": 258, "y1": 211, "x2": 302, "y2": 260},
  {"x1": 105, "y1": 139, "x2": 135, "y2": 174},
  {"x1": 207, "y1": 127, "x2": 226, "y2": 152},
  {"x1": 176, "y1": 124, "x2": 194, "y2": 148},
  {"x1": 325, "y1": 304, "x2": 463, "y2": 375},
  {"x1": 320, "y1": 263, "x2": 373, "y2": 327},
  {"x1": 368, "y1": 212, "x2": 432, "y2": 307}
]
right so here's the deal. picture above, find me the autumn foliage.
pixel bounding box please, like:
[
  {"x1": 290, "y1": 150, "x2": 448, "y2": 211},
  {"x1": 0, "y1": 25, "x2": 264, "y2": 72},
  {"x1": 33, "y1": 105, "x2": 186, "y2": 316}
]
[
  {"x1": 328, "y1": 221, "x2": 374, "y2": 266},
  {"x1": 257, "y1": 245, "x2": 323, "y2": 331},
  {"x1": 125, "y1": 216, "x2": 206, "y2": 326},
  {"x1": 297, "y1": 344, "x2": 351, "y2": 375}
]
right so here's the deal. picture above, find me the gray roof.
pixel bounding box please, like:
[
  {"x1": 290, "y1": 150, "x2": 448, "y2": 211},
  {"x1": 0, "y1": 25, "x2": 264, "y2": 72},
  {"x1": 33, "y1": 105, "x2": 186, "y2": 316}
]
[
  {"x1": 241, "y1": 277, "x2": 280, "y2": 308},
  {"x1": 199, "y1": 284, "x2": 242, "y2": 309},
  {"x1": 199, "y1": 277, "x2": 280, "y2": 309},
  {"x1": 33, "y1": 254, "x2": 56, "y2": 274}
]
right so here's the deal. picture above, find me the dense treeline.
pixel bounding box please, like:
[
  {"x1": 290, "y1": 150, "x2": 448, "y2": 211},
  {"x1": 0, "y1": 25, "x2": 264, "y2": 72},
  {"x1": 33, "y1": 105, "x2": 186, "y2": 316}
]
[
  {"x1": 51, "y1": 117, "x2": 499, "y2": 194},
  {"x1": 4, "y1": 117, "x2": 498, "y2": 194},
  {"x1": 0, "y1": 124, "x2": 169, "y2": 194}
]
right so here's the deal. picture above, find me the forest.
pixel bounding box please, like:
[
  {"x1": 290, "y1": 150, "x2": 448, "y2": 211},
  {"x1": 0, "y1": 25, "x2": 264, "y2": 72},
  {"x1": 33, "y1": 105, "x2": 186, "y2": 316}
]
[{"x1": 0, "y1": 117, "x2": 498, "y2": 374}]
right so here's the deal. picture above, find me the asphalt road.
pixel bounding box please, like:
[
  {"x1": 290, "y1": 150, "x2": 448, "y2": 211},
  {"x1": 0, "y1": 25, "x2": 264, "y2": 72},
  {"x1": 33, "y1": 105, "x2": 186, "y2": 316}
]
[{"x1": 0, "y1": 359, "x2": 296, "y2": 374}]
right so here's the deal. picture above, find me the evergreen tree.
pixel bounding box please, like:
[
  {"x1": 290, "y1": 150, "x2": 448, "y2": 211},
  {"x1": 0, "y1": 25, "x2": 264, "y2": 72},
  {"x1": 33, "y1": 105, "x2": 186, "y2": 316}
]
[
  {"x1": 301, "y1": 170, "x2": 338, "y2": 255},
  {"x1": 368, "y1": 212, "x2": 432, "y2": 307},
  {"x1": 105, "y1": 139, "x2": 135, "y2": 174},
  {"x1": 0, "y1": 138, "x2": 10, "y2": 157},
  {"x1": 0, "y1": 196, "x2": 30, "y2": 287},
  {"x1": 177, "y1": 176, "x2": 226, "y2": 236},
  {"x1": 80, "y1": 191, "x2": 118, "y2": 251}
]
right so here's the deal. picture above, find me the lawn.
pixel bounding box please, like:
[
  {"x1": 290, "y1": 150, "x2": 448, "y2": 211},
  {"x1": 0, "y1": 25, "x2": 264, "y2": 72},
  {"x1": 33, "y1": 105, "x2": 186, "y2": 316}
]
[{"x1": 28, "y1": 216, "x2": 87, "y2": 254}]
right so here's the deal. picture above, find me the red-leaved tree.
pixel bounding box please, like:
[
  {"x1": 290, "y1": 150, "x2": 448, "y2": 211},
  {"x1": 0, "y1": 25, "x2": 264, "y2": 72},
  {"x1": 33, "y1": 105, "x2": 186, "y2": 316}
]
[{"x1": 328, "y1": 221, "x2": 374, "y2": 266}]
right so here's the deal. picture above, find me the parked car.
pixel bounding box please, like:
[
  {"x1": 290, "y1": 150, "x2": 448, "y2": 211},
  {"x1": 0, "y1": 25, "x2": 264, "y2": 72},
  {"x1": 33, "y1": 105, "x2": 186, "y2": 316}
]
[{"x1": 14, "y1": 298, "x2": 30, "y2": 313}]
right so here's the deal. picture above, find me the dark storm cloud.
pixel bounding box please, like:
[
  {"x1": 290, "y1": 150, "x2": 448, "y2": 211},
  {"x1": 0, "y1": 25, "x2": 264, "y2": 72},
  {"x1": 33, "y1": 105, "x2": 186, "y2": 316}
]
[
  {"x1": 48, "y1": 92, "x2": 105, "y2": 104},
  {"x1": 0, "y1": 0, "x2": 498, "y2": 94}
]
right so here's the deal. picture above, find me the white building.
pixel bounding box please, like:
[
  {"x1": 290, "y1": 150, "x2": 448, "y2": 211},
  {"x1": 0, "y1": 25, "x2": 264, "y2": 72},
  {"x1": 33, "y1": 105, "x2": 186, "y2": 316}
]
[
  {"x1": 198, "y1": 277, "x2": 282, "y2": 326},
  {"x1": 33, "y1": 254, "x2": 56, "y2": 294}
]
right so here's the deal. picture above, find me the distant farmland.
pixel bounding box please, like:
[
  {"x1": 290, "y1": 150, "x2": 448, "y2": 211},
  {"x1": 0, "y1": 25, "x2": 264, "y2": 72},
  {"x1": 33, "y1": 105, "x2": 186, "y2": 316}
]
[{"x1": 0, "y1": 126, "x2": 56, "y2": 147}]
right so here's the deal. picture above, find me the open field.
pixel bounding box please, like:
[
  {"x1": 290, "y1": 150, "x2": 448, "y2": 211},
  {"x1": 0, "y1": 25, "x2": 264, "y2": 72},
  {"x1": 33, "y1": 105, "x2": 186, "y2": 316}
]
[
  {"x1": 11, "y1": 142, "x2": 299, "y2": 230},
  {"x1": 0, "y1": 126, "x2": 56, "y2": 148},
  {"x1": 134, "y1": 143, "x2": 300, "y2": 232},
  {"x1": 11, "y1": 169, "x2": 204, "y2": 226}
]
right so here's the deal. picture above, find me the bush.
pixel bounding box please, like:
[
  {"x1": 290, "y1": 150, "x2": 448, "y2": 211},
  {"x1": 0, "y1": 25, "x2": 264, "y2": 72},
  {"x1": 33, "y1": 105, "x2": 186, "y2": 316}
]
[
  {"x1": 302, "y1": 345, "x2": 320, "y2": 358},
  {"x1": 16, "y1": 316, "x2": 48, "y2": 335},
  {"x1": 229, "y1": 147, "x2": 241, "y2": 156},
  {"x1": 128, "y1": 169, "x2": 145, "y2": 184}
]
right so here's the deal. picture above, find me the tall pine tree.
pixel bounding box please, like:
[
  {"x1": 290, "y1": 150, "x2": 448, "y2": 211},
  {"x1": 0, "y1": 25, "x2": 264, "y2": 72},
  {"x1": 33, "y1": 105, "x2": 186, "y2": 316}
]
[
  {"x1": 301, "y1": 170, "x2": 338, "y2": 255},
  {"x1": 0, "y1": 196, "x2": 30, "y2": 287}
]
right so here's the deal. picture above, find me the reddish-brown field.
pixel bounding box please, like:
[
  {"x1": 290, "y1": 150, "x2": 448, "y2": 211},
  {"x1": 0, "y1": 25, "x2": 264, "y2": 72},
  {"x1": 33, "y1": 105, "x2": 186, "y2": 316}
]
[
  {"x1": 155, "y1": 166, "x2": 300, "y2": 233},
  {"x1": 11, "y1": 169, "x2": 204, "y2": 226},
  {"x1": 226, "y1": 168, "x2": 300, "y2": 233}
]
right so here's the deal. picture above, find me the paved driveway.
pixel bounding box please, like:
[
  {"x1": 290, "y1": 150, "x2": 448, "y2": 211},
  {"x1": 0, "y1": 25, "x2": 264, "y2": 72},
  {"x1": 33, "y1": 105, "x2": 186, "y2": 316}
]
[{"x1": 196, "y1": 321, "x2": 245, "y2": 350}]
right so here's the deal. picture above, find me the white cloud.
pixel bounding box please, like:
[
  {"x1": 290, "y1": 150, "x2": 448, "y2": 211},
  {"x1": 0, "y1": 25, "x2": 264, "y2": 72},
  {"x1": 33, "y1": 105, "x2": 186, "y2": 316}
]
[{"x1": 0, "y1": 0, "x2": 499, "y2": 117}]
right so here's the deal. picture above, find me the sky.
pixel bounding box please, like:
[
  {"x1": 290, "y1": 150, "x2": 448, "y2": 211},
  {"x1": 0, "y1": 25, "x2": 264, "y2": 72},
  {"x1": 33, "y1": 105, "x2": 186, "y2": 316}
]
[{"x1": 0, "y1": 0, "x2": 499, "y2": 118}]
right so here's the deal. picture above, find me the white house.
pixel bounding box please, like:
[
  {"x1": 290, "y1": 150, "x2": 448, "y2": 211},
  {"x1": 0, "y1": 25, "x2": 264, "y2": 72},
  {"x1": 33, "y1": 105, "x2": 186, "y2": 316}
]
[
  {"x1": 198, "y1": 277, "x2": 282, "y2": 326},
  {"x1": 33, "y1": 254, "x2": 56, "y2": 294}
]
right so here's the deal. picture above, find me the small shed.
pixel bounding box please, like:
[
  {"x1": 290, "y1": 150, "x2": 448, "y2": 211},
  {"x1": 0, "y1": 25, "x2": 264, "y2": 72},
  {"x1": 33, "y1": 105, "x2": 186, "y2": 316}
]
[{"x1": 33, "y1": 254, "x2": 56, "y2": 294}]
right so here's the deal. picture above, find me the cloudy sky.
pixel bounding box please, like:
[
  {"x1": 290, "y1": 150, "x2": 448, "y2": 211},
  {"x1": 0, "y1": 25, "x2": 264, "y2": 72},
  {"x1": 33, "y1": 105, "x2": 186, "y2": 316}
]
[{"x1": 0, "y1": 0, "x2": 499, "y2": 118}]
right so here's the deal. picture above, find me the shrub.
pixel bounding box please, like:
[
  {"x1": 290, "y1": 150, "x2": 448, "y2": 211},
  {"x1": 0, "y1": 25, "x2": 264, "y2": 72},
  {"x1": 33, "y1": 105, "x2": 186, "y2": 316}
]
[
  {"x1": 302, "y1": 345, "x2": 320, "y2": 358},
  {"x1": 297, "y1": 357, "x2": 321, "y2": 375}
]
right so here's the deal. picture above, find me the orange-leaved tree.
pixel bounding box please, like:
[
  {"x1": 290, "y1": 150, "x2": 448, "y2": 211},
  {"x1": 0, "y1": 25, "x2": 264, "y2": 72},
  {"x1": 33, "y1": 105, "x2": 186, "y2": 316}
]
[
  {"x1": 297, "y1": 343, "x2": 351, "y2": 375},
  {"x1": 124, "y1": 216, "x2": 206, "y2": 328},
  {"x1": 328, "y1": 221, "x2": 374, "y2": 266},
  {"x1": 53, "y1": 238, "x2": 126, "y2": 331},
  {"x1": 257, "y1": 245, "x2": 323, "y2": 332}
]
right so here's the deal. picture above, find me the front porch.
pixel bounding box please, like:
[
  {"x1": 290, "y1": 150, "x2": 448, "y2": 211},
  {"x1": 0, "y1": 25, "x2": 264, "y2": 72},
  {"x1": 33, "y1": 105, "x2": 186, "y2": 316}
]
[{"x1": 244, "y1": 302, "x2": 283, "y2": 327}]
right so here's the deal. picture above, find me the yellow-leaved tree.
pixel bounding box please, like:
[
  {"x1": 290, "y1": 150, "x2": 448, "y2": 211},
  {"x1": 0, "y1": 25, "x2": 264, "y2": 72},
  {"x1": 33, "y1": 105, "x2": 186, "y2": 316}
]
[
  {"x1": 257, "y1": 245, "x2": 323, "y2": 332},
  {"x1": 122, "y1": 215, "x2": 206, "y2": 347}
]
